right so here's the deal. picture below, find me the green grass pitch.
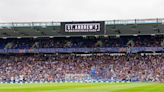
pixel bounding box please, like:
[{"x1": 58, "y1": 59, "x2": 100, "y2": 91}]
[{"x1": 0, "y1": 82, "x2": 163, "y2": 92}]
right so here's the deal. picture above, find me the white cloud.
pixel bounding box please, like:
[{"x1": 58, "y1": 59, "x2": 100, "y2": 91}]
[{"x1": 0, "y1": 0, "x2": 163, "y2": 22}]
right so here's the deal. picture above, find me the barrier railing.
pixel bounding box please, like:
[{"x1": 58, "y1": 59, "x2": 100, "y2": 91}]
[
  {"x1": 0, "y1": 18, "x2": 164, "y2": 28},
  {"x1": 105, "y1": 18, "x2": 164, "y2": 25},
  {"x1": 0, "y1": 22, "x2": 60, "y2": 28}
]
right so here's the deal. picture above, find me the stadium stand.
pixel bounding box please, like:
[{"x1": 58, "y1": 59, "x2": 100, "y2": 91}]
[
  {"x1": 0, "y1": 36, "x2": 163, "y2": 83},
  {"x1": 0, "y1": 54, "x2": 163, "y2": 83},
  {"x1": 0, "y1": 18, "x2": 163, "y2": 83},
  {"x1": 0, "y1": 35, "x2": 163, "y2": 49}
]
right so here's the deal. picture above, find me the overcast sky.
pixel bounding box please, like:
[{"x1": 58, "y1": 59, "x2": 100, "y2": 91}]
[{"x1": 0, "y1": 0, "x2": 163, "y2": 22}]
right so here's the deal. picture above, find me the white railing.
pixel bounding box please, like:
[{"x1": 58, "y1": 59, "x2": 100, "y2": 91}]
[
  {"x1": 105, "y1": 18, "x2": 164, "y2": 25},
  {"x1": 0, "y1": 22, "x2": 61, "y2": 28},
  {"x1": 0, "y1": 18, "x2": 164, "y2": 28}
]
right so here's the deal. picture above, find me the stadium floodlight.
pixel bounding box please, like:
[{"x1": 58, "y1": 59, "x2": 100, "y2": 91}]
[
  {"x1": 2, "y1": 37, "x2": 7, "y2": 39},
  {"x1": 104, "y1": 35, "x2": 108, "y2": 37},
  {"x1": 49, "y1": 36, "x2": 54, "y2": 38},
  {"x1": 82, "y1": 35, "x2": 87, "y2": 38},
  {"x1": 116, "y1": 35, "x2": 120, "y2": 38},
  {"x1": 66, "y1": 36, "x2": 70, "y2": 38},
  {"x1": 33, "y1": 36, "x2": 38, "y2": 39},
  {"x1": 133, "y1": 34, "x2": 138, "y2": 36},
  {"x1": 17, "y1": 37, "x2": 21, "y2": 39},
  {"x1": 151, "y1": 34, "x2": 156, "y2": 36},
  {"x1": 95, "y1": 35, "x2": 99, "y2": 38}
]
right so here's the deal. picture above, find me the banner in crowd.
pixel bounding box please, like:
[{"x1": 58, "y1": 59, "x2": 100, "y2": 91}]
[{"x1": 0, "y1": 47, "x2": 163, "y2": 53}]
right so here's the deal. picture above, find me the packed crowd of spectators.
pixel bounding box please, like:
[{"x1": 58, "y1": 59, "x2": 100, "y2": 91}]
[
  {"x1": 1, "y1": 36, "x2": 163, "y2": 49},
  {"x1": 0, "y1": 54, "x2": 163, "y2": 83},
  {"x1": 0, "y1": 35, "x2": 163, "y2": 83}
]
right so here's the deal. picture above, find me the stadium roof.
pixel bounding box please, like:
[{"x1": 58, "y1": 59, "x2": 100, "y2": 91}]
[{"x1": 0, "y1": 18, "x2": 163, "y2": 38}]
